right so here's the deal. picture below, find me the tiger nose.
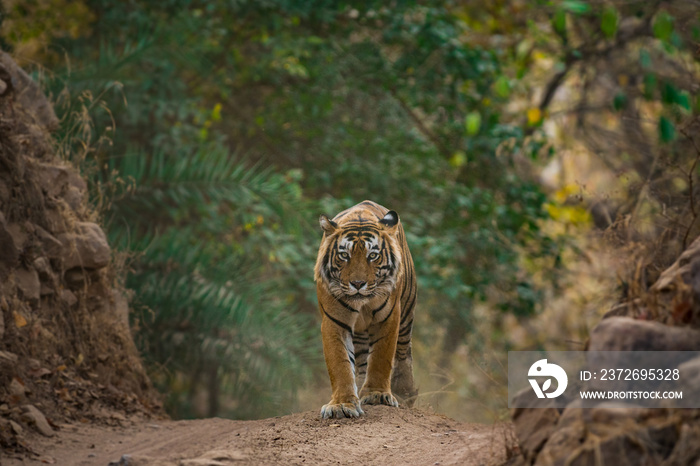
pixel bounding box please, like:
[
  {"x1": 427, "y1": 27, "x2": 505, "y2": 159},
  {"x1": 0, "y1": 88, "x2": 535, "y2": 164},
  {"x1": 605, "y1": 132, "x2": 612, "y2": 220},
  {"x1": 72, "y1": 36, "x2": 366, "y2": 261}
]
[{"x1": 350, "y1": 280, "x2": 366, "y2": 290}]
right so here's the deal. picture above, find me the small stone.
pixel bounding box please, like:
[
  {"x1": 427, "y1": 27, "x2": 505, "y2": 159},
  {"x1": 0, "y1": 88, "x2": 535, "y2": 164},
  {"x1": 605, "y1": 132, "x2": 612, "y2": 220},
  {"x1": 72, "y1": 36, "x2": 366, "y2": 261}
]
[
  {"x1": 36, "y1": 226, "x2": 63, "y2": 259},
  {"x1": 0, "y1": 79, "x2": 7, "y2": 95},
  {"x1": 0, "y1": 212, "x2": 20, "y2": 268},
  {"x1": 0, "y1": 350, "x2": 18, "y2": 366},
  {"x1": 58, "y1": 222, "x2": 111, "y2": 270},
  {"x1": 14, "y1": 266, "x2": 40, "y2": 302},
  {"x1": 9, "y1": 377, "x2": 27, "y2": 399},
  {"x1": 21, "y1": 404, "x2": 54, "y2": 437},
  {"x1": 59, "y1": 289, "x2": 78, "y2": 307},
  {"x1": 9, "y1": 420, "x2": 22, "y2": 434}
]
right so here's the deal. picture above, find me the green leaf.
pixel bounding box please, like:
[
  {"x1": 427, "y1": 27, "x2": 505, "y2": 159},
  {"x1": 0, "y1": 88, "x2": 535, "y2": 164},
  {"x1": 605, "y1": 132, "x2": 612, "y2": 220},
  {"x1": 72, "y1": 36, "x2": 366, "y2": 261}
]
[
  {"x1": 552, "y1": 8, "x2": 567, "y2": 36},
  {"x1": 643, "y1": 74, "x2": 657, "y2": 100},
  {"x1": 600, "y1": 7, "x2": 618, "y2": 38},
  {"x1": 639, "y1": 49, "x2": 651, "y2": 68},
  {"x1": 661, "y1": 82, "x2": 677, "y2": 105},
  {"x1": 493, "y1": 75, "x2": 511, "y2": 98},
  {"x1": 659, "y1": 116, "x2": 675, "y2": 143},
  {"x1": 465, "y1": 111, "x2": 482, "y2": 136},
  {"x1": 653, "y1": 11, "x2": 674, "y2": 41},
  {"x1": 561, "y1": 1, "x2": 591, "y2": 15},
  {"x1": 677, "y1": 92, "x2": 691, "y2": 111},
  {"x1": 613, "y1": 92, "x2": 627, "y2": 111}
]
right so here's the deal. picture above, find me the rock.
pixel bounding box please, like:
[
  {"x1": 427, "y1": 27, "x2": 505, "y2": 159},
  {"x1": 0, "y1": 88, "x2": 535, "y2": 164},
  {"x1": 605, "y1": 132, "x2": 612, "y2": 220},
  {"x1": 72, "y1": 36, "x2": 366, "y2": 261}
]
[
  {"x1": 0, "y1": 178, "x2": 10, "y2": 204},
  {"x1": 63, "y1": 185, "x2": 84, "y2": 212},
  {"x1": 0, "y1": 350, "x2": 19, "y2": 366},
  {"x1": 511, "y1": 388, "x2": 561, "y2": 463},
  {"x1": 0, "y1": 52, "x2": 59, "y2": 131},
  {"x1": 58, "y1": 222, "x2": 111, "y2": 269},
  {"x1": 33, "y1": 162, "x2": 85, "y2": 198},
  {"x1": 588, "y1": 317, "x2": 700, "y2": 351},
  {"x1": 0, "y1": 79, "x2": 7, "y2": 95},
  {"x1": 9, "y1": 377, "x2": 27, "y2": 400},
  {"x1": 20, "y1": 404, "x2": 54, "y2": 437},
  {"x1": 59, "y1": 289, "x2": 78, "y2": 307},
  {"x1": 665, "y1": 423, "x2": 700, "y2": 465},
  {"x1": 678, "y1": 357, "x2": 700, "y2": 399},
  {"x1": 45, "y1": 207, "x2": 71, "y2": 234},
  {"x1": 9, "y1": 420, "x2": 23, "y2": 435},
  {"x1": 0, "y1": 211, "x2": 20, "y2": 268},
  {"x1": 14, "y1": 266, "x2": 40, "y2": 302},
  {"x1": 537, "y1": 424, "x2": 585, "y2": 465},
  {"x1": 40, "y1": 282, "x2": 54, "y2": 296},
  {"x1": 64, "y1": 268, "x2": 87, "y2": 289},
  {"x1": 589, "y1": 402, "x2": 653, "y2": 425},
  {"x1": 36, "y1": 226, "x2": 64, "y2": 259},
  {"x1": 573, "y1": 432, "x2": 647, "y2": 466}
]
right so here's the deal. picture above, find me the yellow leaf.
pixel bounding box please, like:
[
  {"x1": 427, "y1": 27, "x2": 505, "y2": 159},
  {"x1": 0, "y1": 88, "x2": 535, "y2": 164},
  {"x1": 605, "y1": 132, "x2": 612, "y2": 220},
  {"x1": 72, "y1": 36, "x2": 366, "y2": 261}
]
[
  {"x1": 527, "y1": 107, "x2": 542, "y2": 125},
  {"x1": 449, "y1": 151, "x2": 467, "y2": 168},
  {"x1": 211, "y1": 103, "x2": 222, "y2": 122},
  {"x1": 13, "y1": 311, "x2": 27, "y2": 328},
  {"x1": 617, "y1": 74, "x2": 629, "y2": 87},
  {"x1": 75, "y1": 353, "x2": 84, "y2": 365},
  {"x1": 57, "y1": 365, "x2": 67, "y2": 372}
]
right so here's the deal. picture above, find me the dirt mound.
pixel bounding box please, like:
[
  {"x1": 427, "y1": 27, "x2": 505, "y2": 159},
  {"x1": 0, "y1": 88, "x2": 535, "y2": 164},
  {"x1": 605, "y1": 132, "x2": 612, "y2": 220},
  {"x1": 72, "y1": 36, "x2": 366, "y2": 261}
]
[
  {"x1": 0, "y1": 51, "x2": 161, "y2": 454},
  {"x1": 3, "y1": 405, "x2": 512, "y2": 465}
]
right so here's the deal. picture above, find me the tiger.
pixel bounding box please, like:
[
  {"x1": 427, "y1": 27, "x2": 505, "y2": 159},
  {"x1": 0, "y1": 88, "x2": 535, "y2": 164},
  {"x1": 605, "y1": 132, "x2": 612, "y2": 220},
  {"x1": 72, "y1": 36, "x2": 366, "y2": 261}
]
[{"x1": 314, "y1": 200, "x2": 418, "y2": 419}]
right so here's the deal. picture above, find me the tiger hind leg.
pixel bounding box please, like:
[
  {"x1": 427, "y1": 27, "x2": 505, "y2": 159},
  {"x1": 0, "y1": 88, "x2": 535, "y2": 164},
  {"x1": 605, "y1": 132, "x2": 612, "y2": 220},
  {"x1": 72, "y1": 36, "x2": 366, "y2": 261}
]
[{"x1": 392, "y1": 339, "x2": 417, "y2": 407}]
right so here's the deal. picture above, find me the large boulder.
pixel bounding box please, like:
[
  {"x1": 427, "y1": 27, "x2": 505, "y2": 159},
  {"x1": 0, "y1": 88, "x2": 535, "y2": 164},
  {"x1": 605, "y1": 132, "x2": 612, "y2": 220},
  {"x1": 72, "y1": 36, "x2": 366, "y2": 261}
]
[{"x1": 588, "y1": 316, "x2": 700, "y2": 351}]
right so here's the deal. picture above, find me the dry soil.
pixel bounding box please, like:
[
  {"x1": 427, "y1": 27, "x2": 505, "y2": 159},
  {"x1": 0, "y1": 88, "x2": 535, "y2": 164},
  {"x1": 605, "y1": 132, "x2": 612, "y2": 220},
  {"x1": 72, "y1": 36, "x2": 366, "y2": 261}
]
[{"x1": 3, "y1": 406, "x2": 513, "y2": 465}]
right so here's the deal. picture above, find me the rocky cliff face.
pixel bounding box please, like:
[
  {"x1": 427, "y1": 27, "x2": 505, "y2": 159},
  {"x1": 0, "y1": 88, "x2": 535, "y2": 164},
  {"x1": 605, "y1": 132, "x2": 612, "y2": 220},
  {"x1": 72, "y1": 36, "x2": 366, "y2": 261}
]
[{"x1": 0, "y1": 52, "x2": 160, "y2": 452}]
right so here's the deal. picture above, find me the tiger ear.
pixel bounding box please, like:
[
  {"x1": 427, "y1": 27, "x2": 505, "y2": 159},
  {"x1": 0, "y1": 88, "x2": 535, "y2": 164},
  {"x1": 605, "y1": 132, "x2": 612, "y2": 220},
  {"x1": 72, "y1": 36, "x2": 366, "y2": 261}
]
[
  {"x1": 319, "y1": 214, "x2": 338, "y2": 234},
  {"x1": 379, "y1": 210, "x2": 399, "y2": 230}
]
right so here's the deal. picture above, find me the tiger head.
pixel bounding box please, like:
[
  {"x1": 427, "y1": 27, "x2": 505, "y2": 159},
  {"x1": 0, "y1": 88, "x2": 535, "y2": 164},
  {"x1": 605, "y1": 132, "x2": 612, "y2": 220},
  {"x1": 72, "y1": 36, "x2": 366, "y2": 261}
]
[{"x1": 314, "y1": 210, "x2": 403, "y2": 303}]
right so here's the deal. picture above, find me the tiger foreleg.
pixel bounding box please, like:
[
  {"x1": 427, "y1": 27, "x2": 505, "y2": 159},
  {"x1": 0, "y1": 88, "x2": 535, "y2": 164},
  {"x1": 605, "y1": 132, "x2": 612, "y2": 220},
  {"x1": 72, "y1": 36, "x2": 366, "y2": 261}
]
[
  {"x1": 320, "y1": 316, "x2": 363, "y2": 419},
  {"x1": 359, "y1": 300, "x2": 400, "y2": 408}
]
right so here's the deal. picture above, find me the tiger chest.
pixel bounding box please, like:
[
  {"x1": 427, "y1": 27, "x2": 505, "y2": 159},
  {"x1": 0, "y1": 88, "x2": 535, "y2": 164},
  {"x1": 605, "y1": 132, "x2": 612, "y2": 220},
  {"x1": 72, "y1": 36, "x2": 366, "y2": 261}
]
[{"x1": 353, "y1": 293, "x2": 395, "y2": 333}]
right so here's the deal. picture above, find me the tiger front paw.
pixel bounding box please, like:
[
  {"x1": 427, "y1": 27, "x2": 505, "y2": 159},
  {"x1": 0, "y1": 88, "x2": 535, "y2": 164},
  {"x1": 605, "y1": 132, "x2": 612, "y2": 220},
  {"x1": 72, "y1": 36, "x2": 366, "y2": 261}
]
[
  {"x1": 360, "y1": 390, "x2": 399, "y2": 407},
  {"x1": 320, "y1": 398, "x2": 364, "y2": 419}
]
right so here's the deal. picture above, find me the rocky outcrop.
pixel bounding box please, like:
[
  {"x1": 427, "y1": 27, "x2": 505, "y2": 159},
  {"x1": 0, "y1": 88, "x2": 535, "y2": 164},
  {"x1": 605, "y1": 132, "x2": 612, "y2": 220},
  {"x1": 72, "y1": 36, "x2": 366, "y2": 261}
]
[
  {"x1": 510, "y1": 237, "x2": 700, "y2": 465},
  {"x1": 0, "y1": 52, "x2": 160, "y2": 451}
]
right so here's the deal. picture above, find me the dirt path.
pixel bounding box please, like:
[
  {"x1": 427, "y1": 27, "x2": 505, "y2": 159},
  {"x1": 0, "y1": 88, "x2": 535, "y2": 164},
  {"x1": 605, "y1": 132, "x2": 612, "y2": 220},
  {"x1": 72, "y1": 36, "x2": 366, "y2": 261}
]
[{"x1": 3, "y1": 406, "x2": 513, "y2": 465}]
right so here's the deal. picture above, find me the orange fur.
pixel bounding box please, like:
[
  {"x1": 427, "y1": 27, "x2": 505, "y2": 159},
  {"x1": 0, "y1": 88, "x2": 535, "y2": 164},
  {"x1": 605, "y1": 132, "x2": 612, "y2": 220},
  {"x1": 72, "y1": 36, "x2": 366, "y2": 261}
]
[{"x1": 315, "y1": 200, "x2": 417, "y2": 419}]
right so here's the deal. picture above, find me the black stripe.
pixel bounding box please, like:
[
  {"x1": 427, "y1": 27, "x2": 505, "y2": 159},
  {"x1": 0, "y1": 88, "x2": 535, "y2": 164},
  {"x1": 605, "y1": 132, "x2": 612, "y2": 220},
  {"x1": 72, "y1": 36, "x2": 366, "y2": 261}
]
[
  {"x1": 378, "y1": 299, "x2": 396, "y2": 324},
  {"x1": 357, "y1": 362, "x2": 368, "y2": 367},
  {"x1": 370, "y1": 335, "x2": 387, "y2": 346},
  {"x1": 348, "y1": 353, "x2": 356, "y2": 365},
  {"x1": 321, "y1": 304, "x2": 353, "y2": 334},
  {"x1": 355, "y1": 349, "x2": 369, "y2": 357},
  {"x1": 371, "y1": 296, "x2": 391, "y2": 317},
  {"x1": 398, "y1": 322, "x2": 413, "y2": 337},
  {"x1": 336, "y1": 298, "x2": 359, "y2": 313},
  {"x1": 401, "y1": 293, "x2": 417, "y2": 324}
]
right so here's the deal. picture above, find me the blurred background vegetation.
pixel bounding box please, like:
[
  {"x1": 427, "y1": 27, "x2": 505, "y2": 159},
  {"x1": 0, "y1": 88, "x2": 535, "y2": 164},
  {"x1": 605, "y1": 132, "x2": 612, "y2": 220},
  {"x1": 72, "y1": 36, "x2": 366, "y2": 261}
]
[{"x1": 3, "y1": 0, "x2": 700, "y2": 421}]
